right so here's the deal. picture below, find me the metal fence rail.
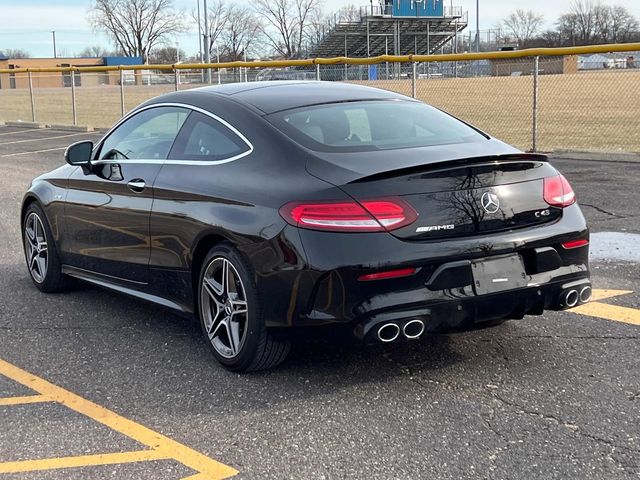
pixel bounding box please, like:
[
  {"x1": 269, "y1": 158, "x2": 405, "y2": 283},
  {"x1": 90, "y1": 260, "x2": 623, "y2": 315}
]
[{"x1": 1, "y1": 42, "x2": 639, "y2": 153}]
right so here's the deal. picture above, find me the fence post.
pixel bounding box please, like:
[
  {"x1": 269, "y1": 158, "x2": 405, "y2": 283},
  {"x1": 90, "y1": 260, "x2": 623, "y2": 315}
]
[
  {"x1": 174, "y1": 69, "x2": 179, "y2": 91},
  {"x1": 412, "y1": 62, "x2": 417, "y2": 98},
  {"x1": 70, "y1": 70, "x2": 77, "y2": 126},
  {"x1": 119, "y1": 70, "x2": 125, "y2": 118},
  {"x1": 28, "y1": 71, "x2": 36, "y2": 123},
  {"x1": 532, "y1": 56, "x2": 539, "y2": 152},
  {"x1": 316, "y1": 63, "x2": 321, "y2": 81}
]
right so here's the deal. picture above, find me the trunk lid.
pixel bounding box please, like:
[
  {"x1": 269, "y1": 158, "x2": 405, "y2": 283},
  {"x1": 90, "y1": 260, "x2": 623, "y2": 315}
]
[{"x1": 307, "y1": 147, "x2": 560, "y2": 241}]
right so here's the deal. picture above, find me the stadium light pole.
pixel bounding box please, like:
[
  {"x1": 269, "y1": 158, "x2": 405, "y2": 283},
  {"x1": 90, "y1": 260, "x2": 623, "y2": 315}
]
[
  {"x1": 197, "y1": 0, "x2": 203, "y2": 63},
  {"x1": 203, "y1": 0, "x2": 212, "y2": 83},
  {"x1": 475, "y1": 0, "x2": 480, "y2": 52}
]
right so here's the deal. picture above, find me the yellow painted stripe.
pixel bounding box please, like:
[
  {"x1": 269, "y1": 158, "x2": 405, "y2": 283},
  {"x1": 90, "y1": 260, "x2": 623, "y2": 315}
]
[
  {"x1": 0, "y1": 450, "x2": 169, "y2": 474},
  {"x1": 571, "y1": 302, "x2": 640, "y2": 326},
  {"x1": 0, "y1": 359, "x2": 238, "y2": 479},
  {"x1": 590, "y1": 289, "x2": 634, "y2": 302},
  {"x1": 0, "y1": 394, "x2": 51, "y2": 406},
  {"x1": 180, "y1": 474, "x2": 212, "y2": 480}
]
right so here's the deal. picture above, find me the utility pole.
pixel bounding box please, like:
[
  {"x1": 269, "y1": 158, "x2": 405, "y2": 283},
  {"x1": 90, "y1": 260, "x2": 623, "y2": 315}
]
[
  {"x1": 203, "y1": 0, "x2": 211, "y2": 83},
  {"x1": 475, "y1": 0, "x2": 480, "y2": 52},
  {"x1": 52, "y1": 31, "x2": 57, "y2": 58}
]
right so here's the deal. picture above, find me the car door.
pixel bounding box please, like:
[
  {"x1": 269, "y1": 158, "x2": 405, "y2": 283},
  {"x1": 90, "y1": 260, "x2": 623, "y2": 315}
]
[
  {"x1": 147, "y1": 109, "x2": 254, "y2": 308},
  {"x1": 63, "y1": 106, "x2": 190, "y2": 283}
]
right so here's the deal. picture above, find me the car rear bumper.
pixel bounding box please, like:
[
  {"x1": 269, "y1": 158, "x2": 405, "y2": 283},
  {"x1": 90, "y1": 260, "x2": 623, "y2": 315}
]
[{"x1": 264, "y1": 203, "x2": 590, "y2": 337}]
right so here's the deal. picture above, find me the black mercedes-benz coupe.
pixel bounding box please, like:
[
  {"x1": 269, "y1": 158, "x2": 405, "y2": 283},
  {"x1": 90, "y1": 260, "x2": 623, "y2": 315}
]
[{"x1": 22, "y1": 81, "x2": 591, "y2": 371}]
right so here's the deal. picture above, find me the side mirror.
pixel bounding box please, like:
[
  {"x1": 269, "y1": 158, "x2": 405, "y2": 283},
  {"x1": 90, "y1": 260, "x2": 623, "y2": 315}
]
[{"x1": 65, "y1": 141, "x2": 94, "y2": 166}]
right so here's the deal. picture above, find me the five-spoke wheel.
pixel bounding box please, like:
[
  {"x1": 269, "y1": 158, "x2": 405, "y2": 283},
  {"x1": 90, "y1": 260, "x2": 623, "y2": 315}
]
[
  {"x1": 24, "y1": 212, "x2": 48, "y2": 283},
  {"x1": 22, "y1": 203, "x2": 70, "y2": 293},
  {"x1": 197, "y1": 244, "x2": 291, "y2": 372},
  {"x1": 200, "y1": 257, "x2": 249, "y2": 359}
]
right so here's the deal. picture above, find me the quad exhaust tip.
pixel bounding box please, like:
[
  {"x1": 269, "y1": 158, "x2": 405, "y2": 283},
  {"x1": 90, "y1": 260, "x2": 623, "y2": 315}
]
[
  {"x1": 579, "y1": 286, "x2": 592, "y2": 303},
  {"x1": 403, "y1": 319, "x2": 425, "y2": 339},
  {"x1": 377, "y1": 323, "x2": 400, "y2": 343},
  {"x1": 565, "y1": 289, "x2": 579, "y2": 308}
]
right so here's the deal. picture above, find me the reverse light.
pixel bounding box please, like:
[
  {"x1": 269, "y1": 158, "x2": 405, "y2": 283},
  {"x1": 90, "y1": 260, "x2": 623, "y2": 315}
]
[
  {"x1": 543, "y1": 174, "x2": 576, "y2": 207},
  {"x1": 358, "y1": 268, "x2": 418, "y2": 281},
  {"x1": 562, "y1": 239, "x2": 589, "y2": 249},
  {"x1": 280, "y1": 198, "x2": 417, "y2": 232}
]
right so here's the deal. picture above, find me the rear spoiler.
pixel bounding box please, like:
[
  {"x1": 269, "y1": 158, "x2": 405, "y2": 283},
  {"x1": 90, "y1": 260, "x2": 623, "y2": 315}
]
[{"x1": 349, "y1": 153, "x2": 549, "y2": 184}]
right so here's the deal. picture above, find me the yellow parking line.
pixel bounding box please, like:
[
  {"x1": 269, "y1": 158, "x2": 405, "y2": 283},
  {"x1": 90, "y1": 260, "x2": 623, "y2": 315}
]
[
  {"x1": 0, "y1": 394, "x2": 51, "y2": 406},
  {"x1": 0, "y1": 450, "x2": 170, "y2": 474},
  {"x1": 569, "y1": 289, "x2": 640, "y2": 326},
  {"x1": 589, "y1": 289, "x2": 633, "y2": 302},
  {"x1": 0, "y1": 358, "x2": 238, "y2": 479},
  {"x1": 571, "y1": 302, "x2": 640, "y2": 326}
]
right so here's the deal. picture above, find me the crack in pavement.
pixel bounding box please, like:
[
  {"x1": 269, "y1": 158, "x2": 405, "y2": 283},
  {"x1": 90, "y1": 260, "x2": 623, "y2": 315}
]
[
  {"x1": 492, "y1": 393, "x2": 640, "y2": 456},
  {"x1": 580, "y1": 203, "x2": 625, "y2": 218},
  {"x1": 514, "y1": 334, "x2": 640, "y2": 340}
]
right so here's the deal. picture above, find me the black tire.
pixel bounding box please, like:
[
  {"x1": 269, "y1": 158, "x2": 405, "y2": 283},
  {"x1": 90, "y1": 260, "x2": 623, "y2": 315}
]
[
  {"x1": 197, "y1": 243, "x2": 291, "y2": 372},
  {"x1": 22, "y1": 203, "x2": 72, "y2": 293}
]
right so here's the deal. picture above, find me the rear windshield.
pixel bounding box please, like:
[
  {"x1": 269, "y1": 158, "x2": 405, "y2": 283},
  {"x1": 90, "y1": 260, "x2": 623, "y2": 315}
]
[{"x1": 267, "y1": 100, "x2": 487, "y2": 152}]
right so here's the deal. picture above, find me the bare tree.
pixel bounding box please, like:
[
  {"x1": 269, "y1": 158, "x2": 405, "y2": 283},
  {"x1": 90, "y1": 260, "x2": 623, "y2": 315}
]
[
  {"x1": 335, "y1": 4, "x2": 360, "y2": 24},
  {"x1": 0, "y1": 48, "x2": 31, "y2": 58},
  {"x1": 192, "y1": 0, "x2": 228, "y2": 58},
  {"x1": 500, "y1": 9, "x2": 545, "y2": 47},
  {"x1": 595, "y1": 5, "x2": 639, "y2": 43},
  {"x1": 219, "y1": 4, "x2": 263, "y2": 61},
  {"x1": 149, "y1": 46, "x2": 186, "y2": 64},
  {"x1": 253, "y1": 0, "x2": 323, "y2": 58},
  {"x1": 77, "y1": 45, "x2": 113, "y2": 57},
  {"x1": 568, "y1": 0, "x2": 599, "y2": 44},
  {"x1": 89, "y1": 0, "x2": 186, "y2": 63}
]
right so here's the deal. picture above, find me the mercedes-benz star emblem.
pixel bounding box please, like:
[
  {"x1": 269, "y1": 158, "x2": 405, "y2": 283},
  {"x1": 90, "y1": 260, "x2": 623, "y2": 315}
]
[{"x1": 481, "y1": 192, "x2": 500, "y2": 214}]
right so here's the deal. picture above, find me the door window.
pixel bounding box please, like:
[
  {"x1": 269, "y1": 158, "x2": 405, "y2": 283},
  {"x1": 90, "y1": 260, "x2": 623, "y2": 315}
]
[{"x1": 98, "y1": 107, "x2": 189, "y2": 161}]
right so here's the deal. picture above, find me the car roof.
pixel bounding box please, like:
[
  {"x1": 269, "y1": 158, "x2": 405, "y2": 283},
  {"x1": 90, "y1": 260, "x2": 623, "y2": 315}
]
[{"x1": 191, "y1": 81, "x2": 410, "y2": 114}]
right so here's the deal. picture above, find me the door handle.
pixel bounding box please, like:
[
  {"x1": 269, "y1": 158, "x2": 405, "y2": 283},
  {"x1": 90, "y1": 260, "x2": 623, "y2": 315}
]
[{"x1": 127, "y1": 179, "x2": 146, "y2": 193}]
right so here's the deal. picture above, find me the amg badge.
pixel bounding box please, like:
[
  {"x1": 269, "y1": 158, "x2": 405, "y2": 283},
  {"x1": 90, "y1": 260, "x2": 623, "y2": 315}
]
[{"x1": 416, "y1": 224, "x2": 455, "y2": 233}]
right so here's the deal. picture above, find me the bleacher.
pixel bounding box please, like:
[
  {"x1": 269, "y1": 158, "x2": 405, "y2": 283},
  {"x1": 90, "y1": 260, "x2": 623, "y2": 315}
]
[{"x1": 311, "y1": 2, "x2": 468, "y2": 58}]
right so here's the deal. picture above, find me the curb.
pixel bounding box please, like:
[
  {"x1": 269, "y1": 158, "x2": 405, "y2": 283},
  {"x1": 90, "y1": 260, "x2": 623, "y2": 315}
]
[
  {"x1": 550, "y1": 150, "x2": 640, "y2": 163},
  {"x1": 5, "y1": 121, "x2": 45, "y2": 129},
  {"x1": 48, "y1": 124, "x2": 94, "y2": 133}
]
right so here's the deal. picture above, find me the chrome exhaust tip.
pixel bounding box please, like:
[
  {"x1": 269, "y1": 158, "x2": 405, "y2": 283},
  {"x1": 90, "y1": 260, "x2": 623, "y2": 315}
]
[
  {"x1": 579, "y1": 286, "x2": 592, "y2": 303},
  {"x1": 377, "y1": 323, "x2": 400, "y2": 343},
  {"x1": 403, "y1": 319, "x2": 425, "y2": 339},
  {"x1": 565, "y1": 289, "x2": 579, "y2": 308}
]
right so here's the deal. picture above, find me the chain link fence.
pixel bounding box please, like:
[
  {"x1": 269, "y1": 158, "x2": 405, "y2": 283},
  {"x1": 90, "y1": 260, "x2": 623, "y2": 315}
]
[{"x1": 1, "y1": 44, "x2": 639, "y2": 153}]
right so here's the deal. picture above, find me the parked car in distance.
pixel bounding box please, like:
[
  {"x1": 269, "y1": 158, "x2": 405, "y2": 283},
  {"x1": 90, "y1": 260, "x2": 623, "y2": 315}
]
[{"x1": 21, "y1": 81, "x2": 591, "y2": 371}]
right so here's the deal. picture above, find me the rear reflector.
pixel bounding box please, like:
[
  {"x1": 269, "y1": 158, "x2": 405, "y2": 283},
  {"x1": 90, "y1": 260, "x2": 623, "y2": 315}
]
[
  {"x1": 562, "y1": 239, "x2": 589, "y2": 249},
  {"x1": 543, "y1": 174, "x2": 576, "y2": 207},
  {"x1": 358, "y1": 268, "x2": 418, "y2": 281},
  {"x1": 280, "y1": 198, "x2": 417, "y2": 232}
]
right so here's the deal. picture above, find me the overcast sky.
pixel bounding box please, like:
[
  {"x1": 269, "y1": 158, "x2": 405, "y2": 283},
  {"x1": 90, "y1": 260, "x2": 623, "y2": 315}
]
[{"x1": 2, "y1": 0, "x2": 640, "y2": 58}]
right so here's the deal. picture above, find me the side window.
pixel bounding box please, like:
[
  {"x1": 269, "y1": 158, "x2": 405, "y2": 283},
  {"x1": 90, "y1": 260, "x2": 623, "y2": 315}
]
[
  {"x1": 98, "y1": 107, "x2": 189, "y2": 160},
  {"x1": 169, "y1": 111, "x2": 251, "y2": 162}
]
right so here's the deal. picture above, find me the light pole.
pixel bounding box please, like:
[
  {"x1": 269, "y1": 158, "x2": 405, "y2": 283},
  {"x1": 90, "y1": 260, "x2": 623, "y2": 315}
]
[
  {"x1": 476, "y1": 0, "x2": 480, "y2": 52},
  {"x1": 51, "y1": 31, "x2": 57, "y2": 58},
  {"x1": 197, "y1": 0, "x2": 203, "y2": 63},
  {"x1": 203, "y1": 0, "x2": 211, "y2": 83}
]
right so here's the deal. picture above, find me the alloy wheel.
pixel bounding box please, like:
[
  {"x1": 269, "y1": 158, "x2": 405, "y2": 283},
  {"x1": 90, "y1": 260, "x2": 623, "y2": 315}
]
[
  {"x1": 200, "y1": 257, "x2": 249, "y2": 359},
  {"x1": 24, "y1": 212, "x2": 48, "y2": 283}
]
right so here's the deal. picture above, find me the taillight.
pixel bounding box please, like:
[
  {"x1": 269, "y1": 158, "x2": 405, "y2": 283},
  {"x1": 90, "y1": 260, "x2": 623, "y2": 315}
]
[
  {"x1": 279, "y1": 198, "x2": 417, "y2": 232},
  {"x1": 543, "y1": 174, "x2": 576, "y2": 207}
]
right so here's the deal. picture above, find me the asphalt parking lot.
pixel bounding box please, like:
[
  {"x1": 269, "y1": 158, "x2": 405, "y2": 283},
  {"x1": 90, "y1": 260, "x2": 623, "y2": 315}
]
[{"x1": 0, "y1": 125, "x2": 638, "y2": 479}]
